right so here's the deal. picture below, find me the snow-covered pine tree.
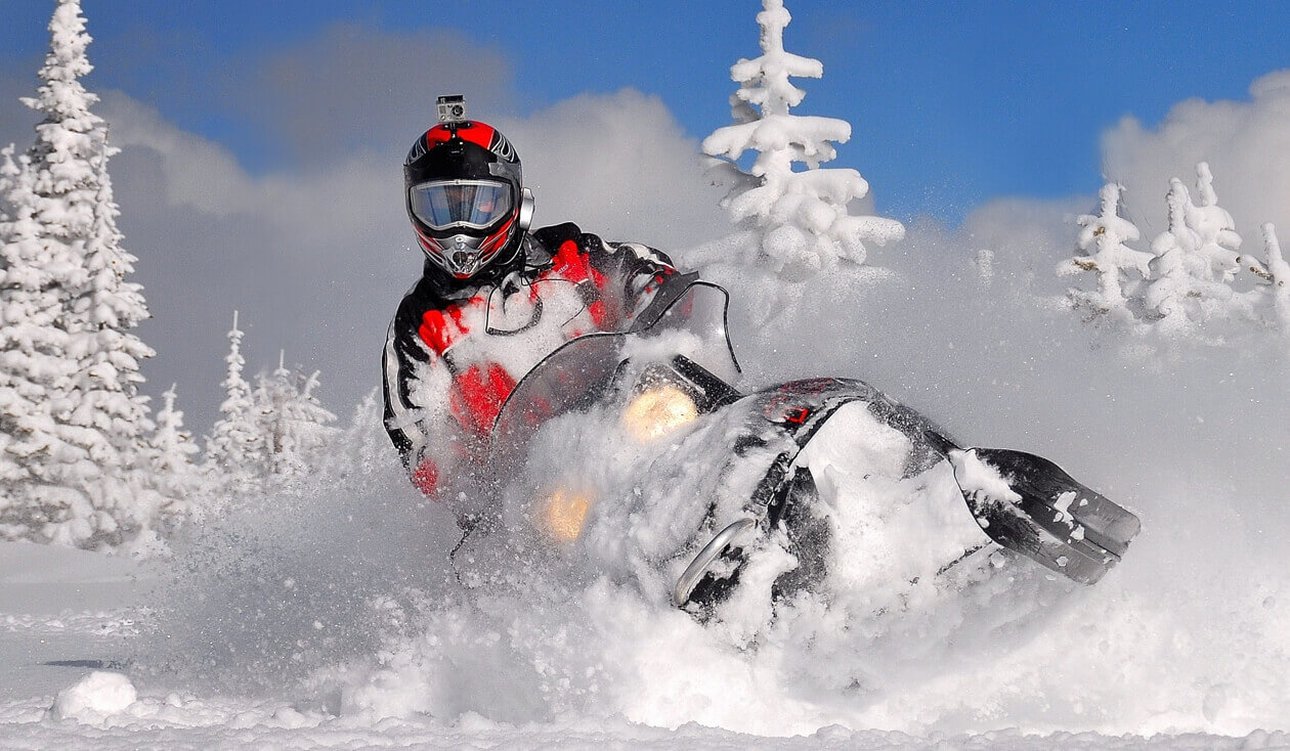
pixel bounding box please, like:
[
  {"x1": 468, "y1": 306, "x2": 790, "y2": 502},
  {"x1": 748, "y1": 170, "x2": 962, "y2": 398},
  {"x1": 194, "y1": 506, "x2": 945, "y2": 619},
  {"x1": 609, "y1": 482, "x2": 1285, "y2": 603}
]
[
  {"x1": 204, "y1": 311, "x2": 265, "y2": 488},
  {"x1": 1143, "y1": 178, "x2": 1237, "y2": 337},
  {"x1": 0, "y1": 146, "x2": 79, "y2": 541},
  {"x1": 1254, "y1": 223, "x2": 1290, "y2": 333},
  {"x1": 254, "y1": 351, "x2": 339, "y2": 479},
  {"x1": 334, "y1": 388, "x2": 389, "y2": 476},
  {"x1": 0, "y1": 0, "x2": 172, "y2": 549},
  {"x1": 0, "y1": 145, "x2": 16, "y2": 221},
  {"x1": 1189, "y1": 162, "x2": 1243, "y2": 284},
  {"x1": 148, "y1": 384, "x2": 201, "y2": 518},
  {"x1": 1058, "y1": 182, "x2": 1153, "y2": 322},
  {"x1": 58, "y1": 134, "x2": 172, "y2": 545},
  {"x1": 1189, "y1": 161, "x2": 1269, "y2": 326},
  {"x1": 701, "y1": 0, "x2": 904, "y2": 280}
]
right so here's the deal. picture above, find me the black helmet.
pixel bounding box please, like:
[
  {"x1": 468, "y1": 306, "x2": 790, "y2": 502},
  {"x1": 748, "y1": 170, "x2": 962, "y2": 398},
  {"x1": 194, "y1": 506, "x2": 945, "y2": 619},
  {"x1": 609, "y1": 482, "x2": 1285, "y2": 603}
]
[{"x1": 403, "y1": 118, "x2": 535, "y2": 280}]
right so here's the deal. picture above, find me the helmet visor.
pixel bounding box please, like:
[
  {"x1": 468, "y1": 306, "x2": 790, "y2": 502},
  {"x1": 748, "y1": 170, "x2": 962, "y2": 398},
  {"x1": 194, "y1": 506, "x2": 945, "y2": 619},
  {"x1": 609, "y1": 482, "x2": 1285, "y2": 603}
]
[{"x1": 410, "y1": 180, "x2": 513, "y2": 231}]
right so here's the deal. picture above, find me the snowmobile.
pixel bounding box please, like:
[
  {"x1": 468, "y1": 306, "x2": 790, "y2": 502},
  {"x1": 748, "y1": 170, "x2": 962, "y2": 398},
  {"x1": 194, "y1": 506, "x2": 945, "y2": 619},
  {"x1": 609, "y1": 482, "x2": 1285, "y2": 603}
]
[{"x1": 455, "y1": 273, "x2": 1141, "y2": 612}]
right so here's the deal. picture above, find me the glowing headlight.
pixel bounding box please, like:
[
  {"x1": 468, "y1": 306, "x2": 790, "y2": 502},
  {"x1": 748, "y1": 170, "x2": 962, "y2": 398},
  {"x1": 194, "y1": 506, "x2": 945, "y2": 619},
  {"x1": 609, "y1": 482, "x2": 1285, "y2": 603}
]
[
  {"x1": 621, "y1": 383, "x2": 699, "y2": 442},
  {"x1": 541, "y1": 488, "x2": 592, "y2": 543}
]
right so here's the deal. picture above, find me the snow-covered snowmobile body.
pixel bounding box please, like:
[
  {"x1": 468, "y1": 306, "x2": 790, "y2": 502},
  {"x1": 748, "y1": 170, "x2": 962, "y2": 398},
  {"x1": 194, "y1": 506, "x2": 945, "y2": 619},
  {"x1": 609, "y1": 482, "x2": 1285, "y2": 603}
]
[{"x1": 461, "y1": 275, "x2": 1140, "y2": 610}]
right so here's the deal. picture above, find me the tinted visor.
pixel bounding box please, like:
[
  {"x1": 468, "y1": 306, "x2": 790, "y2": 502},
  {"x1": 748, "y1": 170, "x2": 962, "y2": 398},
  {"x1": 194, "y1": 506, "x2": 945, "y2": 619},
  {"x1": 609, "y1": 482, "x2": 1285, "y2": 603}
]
[{"x1": 410, "y1": 180, "x2": 513, "y2": 231}]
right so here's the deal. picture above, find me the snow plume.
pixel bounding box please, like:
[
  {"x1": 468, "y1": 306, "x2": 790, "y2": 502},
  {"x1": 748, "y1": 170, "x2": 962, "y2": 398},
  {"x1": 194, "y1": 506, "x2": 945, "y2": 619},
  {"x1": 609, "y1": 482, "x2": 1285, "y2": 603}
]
[
  {"x1": 266, "y1": 389, "x2": 1060, "y2": 734},
  {"x1": 142, "y1": 394, "x2": 455, "y2": 697},
  {"x1": 116, "y1": 157, "x2": 1289, "y2": 737},
  {"x1": 127, "y1": 220, "x2": 1290, "y2": 738},
  {"x1": 691, "y1": 216, "x2": 1290, "y2": 736}
]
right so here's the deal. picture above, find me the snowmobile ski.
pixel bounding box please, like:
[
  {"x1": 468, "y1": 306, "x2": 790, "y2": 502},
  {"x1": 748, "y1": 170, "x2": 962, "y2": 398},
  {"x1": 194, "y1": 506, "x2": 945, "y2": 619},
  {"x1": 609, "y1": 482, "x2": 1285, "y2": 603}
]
[{"x1": 943, "y1": 446, "x2": 1141, "y2": 584}]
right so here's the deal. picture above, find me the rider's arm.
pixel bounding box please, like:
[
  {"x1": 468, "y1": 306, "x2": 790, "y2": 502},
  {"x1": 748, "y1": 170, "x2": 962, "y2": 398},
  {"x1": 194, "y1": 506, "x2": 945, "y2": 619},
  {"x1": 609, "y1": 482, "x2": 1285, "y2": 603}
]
[
  {"x1": 382, "y1": 313, "x2": 449, "y2": 495},
  {"x1": 382, "y1": 304, "x2": 515, "y2": 498}
]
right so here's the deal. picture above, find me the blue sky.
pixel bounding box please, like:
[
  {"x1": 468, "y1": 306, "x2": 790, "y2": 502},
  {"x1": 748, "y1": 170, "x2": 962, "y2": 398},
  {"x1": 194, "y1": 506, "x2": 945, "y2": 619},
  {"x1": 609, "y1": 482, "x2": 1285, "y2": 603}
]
[{"x1": 4, "y1": 0, "x2": 1289, "y2": 224}]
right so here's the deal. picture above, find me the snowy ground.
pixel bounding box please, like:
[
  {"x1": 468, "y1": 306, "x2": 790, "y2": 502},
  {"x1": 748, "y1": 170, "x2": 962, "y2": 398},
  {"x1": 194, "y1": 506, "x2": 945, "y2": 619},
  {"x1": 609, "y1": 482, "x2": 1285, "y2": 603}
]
[
  {"x1": 3, "y1": 396, "x2": 1289, "y2": 748},
  {"x1": 1, "y1": 536, "x2": 1286, "y2": 750}
]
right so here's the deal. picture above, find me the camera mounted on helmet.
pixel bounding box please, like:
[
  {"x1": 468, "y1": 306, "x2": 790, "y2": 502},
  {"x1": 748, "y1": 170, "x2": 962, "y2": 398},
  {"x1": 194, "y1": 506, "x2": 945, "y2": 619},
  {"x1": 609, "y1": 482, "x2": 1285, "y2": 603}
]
[
  {"x1": 404, "y1": 94, "x2": 535, "y2": 282},
  {"x1": 437, "y1": 94, "x2": 467, "y2": 124}
]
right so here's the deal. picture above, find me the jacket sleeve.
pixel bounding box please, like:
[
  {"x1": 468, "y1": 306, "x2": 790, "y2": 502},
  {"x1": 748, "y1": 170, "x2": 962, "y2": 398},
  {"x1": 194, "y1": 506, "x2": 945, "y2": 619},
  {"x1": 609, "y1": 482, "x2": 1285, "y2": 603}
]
[
  {"x1": 382, "y1": 301, "x2": 508, "y2": 499},
  {"x1": 381, "y1": 304, "x2": 461, "y2": 497}
]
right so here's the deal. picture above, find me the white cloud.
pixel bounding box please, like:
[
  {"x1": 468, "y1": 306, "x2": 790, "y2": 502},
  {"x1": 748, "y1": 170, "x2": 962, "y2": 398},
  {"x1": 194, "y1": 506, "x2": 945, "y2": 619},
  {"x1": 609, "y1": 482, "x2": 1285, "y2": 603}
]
[
  {"x1": 498, "y1": 90, "x2": 728, "y2": 253},
  {"x1": 103, "y1": 97, "x2": 260, "y2": 217},
  {"x1": 1102, "y1": 69, "x2": 1290, "y2": 245}
]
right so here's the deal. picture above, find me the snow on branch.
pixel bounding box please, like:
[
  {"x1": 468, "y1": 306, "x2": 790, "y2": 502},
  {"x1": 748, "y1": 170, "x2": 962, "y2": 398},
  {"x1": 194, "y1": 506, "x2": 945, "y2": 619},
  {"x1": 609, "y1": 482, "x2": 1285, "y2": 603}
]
[{"x1": 1259, "y1": 223, "x2": 1290, "y2": 332}]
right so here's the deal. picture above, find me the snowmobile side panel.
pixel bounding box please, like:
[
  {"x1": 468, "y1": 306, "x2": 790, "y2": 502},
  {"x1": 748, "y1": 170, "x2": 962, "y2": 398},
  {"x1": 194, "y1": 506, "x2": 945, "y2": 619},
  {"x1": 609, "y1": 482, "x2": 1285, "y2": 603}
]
[{"x1": 730, "y1": 379, "x2": 1142, "y2": 586}]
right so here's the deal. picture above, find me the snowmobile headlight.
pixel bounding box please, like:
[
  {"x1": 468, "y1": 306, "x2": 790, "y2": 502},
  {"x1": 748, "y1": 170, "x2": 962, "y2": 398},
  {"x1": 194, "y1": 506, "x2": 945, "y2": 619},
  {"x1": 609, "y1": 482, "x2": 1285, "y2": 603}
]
[
  {"x1": 541, "y1": 488, "x2": 592, "y2": 544},
  {"x1": 621, "y1": 384, "x2": 699, "y2": 442}
]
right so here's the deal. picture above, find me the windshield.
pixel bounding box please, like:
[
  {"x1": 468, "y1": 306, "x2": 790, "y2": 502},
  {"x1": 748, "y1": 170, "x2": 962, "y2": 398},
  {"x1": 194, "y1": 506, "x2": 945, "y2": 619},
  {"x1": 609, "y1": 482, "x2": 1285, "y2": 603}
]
[{"x1": 489, "y1": 280, "x2": 738, "y2": 457}]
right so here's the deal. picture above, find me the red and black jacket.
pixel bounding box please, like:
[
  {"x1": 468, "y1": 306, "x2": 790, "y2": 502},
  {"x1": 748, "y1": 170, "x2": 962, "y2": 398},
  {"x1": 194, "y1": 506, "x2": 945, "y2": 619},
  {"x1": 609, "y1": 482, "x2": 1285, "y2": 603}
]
[{"x1": 382, "y1": 222, "x2": 677, "y2": 497}]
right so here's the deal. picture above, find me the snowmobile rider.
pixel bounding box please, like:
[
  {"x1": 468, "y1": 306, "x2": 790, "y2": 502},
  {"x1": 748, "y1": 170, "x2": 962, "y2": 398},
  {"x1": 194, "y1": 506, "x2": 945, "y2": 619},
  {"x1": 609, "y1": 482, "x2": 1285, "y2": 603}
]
[{"x1": 382, "y1": 99, "x2": 679, "y2": 514}]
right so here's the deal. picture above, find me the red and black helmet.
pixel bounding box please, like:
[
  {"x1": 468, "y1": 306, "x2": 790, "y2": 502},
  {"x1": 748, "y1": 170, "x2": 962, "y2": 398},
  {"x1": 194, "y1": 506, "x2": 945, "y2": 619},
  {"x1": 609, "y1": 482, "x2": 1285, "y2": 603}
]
[{"x1": 403, "y1": 119, "x2": 535, "y2": 280}]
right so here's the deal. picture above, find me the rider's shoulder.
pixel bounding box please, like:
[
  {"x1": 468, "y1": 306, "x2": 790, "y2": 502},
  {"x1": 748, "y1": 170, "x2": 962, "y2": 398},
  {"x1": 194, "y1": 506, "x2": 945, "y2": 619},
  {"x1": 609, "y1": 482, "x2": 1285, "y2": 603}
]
[
  {"x1": 530, "y1": 222, "x2": 585, "y2": 252},
  {"x1": 529, "y1": 222, "x2": 659, "y2": 262}
]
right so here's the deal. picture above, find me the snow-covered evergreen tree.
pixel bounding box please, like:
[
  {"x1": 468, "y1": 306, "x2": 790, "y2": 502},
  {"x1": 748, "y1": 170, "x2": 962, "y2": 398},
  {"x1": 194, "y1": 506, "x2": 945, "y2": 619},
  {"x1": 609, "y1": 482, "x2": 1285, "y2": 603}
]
[
  {"x1": 57, "y1": 134, "x2": 171, "y2": 544},
  {"x1": 700, "y1": 0, "x2": 904, "y2": 280},
  {"x1": 1189, "y1": 162, "x2": 1243, "y2": 284},
  {"x1": 1143, "y1": 178, "x2": 1238, "y2": 337},
  {"x1": 148, "y1": 384, "x2": 201, "y2": 515},
  {"x1": 1058, "y1": 182, "x2": 1153, "y2": 321},
  {"x1": 1252, "y1": 223, "x2": 1290, "y2": 333},
  {"x1": 0, "y1": 0, "x2": 172, "y2": 549},
  {"x1": 204, "y1": 311, "x2": 265, "y2": 487},
  {"x1": 21, "y1": 0, "x2": 107, "y2": 271},
  {"x1": 65, "y1": 137, "x2": 156, "y2": 433},
  {"x1": 0, "y1": 145, "x2": 17, "y2": 222},
  {"x1": 0, "y1": 147, "x2": 79, "y2": 540},
  {"x1": 334, "y1": 388, "x2": 389, "y2": 475},
  {"x1": 253, "y1": 352, "x2": 339, "y2": 479},
  {"x1": 205, "y1": 321, "x2": 340, "y2": 490}
]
